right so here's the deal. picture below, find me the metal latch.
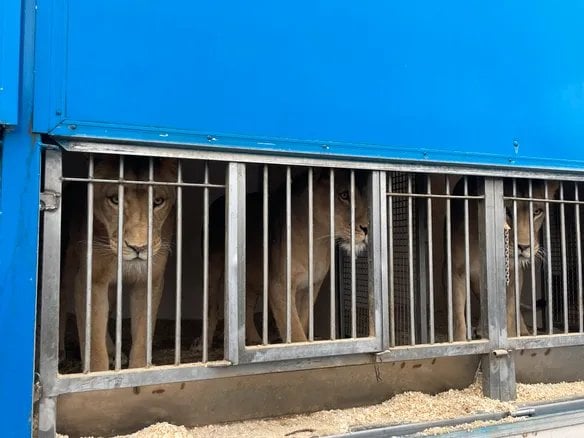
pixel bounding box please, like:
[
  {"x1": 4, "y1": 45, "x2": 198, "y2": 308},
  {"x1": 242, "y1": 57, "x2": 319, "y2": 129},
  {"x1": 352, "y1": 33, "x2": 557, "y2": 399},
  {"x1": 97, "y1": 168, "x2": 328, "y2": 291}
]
[
  {"x1": 40, "y1": 191, "x2": 60, "y2": 211},
  {"x1": 492, "y1": 349, "x2": 510, "y2": 357}
]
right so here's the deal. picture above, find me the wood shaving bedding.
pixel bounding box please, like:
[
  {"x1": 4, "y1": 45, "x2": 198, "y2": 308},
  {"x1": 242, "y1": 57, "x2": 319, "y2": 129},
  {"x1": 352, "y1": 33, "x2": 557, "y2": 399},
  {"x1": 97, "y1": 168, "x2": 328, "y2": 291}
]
[{"x1": 56, "y1": 379, "x2": 584, "y2": 438}]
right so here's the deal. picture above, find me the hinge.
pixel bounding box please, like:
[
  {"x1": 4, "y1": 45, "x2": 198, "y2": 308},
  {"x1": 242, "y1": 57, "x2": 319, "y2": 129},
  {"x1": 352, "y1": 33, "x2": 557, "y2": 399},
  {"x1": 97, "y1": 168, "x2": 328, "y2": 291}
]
[
  {"x1": 34, "y1": 376, "x2": 42, "y2": 402},
  {"x1": 40, "y1": 191, "x2": 60, "y2": 211}
]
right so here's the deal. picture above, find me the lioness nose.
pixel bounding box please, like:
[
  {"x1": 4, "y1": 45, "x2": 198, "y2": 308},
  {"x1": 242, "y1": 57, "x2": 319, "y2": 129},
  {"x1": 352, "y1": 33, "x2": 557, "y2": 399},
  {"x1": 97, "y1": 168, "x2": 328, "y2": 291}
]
[
  {"x1": 518, "y1": 244, "x2": 530, "y2": 252},
  {"x1": 125, "y1": 241, "x2": 147, "y2": 254},
  {"x1": 360, "y1": 225, "x2": 368, "y2": 235}
]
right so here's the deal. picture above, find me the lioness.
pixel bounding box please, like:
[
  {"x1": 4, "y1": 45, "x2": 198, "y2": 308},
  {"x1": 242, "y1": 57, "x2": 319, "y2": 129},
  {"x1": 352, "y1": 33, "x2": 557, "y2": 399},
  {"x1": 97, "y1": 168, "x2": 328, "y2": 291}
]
[
  {"x1": 61, "y1": 156, "x2": 177, "y2": 371},
  {"x1": 199, "y1": 168, "x2": 369, "y2": 348},
  {"x1": 450, "y1": 176, "x2": 559, "y2": 341}
]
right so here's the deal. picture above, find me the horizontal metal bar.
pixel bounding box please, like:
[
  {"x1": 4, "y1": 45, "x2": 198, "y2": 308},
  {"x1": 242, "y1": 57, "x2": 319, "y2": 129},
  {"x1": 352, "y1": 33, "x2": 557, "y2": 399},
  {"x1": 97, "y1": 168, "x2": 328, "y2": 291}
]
[
  {"x1": 60, "y1": 140, "x2": 584, "y2": 180},
  {"x1": 433, "y1": 409, "x2": 584, "y2": 438},
  {"x1": 375, "y1": 341, "x2": 492, "y2": 362},
  {"x1": 61, "y1": 176, "x2": 224, "y2": 189},
  {"x1": 509, "y1": 334, "x2": 584, "y2": 350},
  {"x1": 329, "y1": 412, "x2": 508, "y2": 438},
  {"x1": 49, "y1": 353, "x2": 380, "y2": 396},
  {"x1": 386, "y1": 192, "x2": 484, "y2": 200},
  {"x1": 502, "y1": 196, "x2": 582, "y2": 205},
  {"x1": 241, "y1": 338, "x2": 380, "y2": 363}
]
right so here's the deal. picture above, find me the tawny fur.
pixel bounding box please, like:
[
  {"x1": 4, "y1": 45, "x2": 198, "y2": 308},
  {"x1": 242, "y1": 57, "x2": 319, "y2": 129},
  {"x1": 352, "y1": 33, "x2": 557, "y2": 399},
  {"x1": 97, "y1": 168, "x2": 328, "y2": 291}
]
[
  {"x1": 60, "y1": 156, "x2": 177, "y2": 371},
  {"x1": 450, "y1": 177, "x2": 559, "y2": 341},
  {"x1": 197, "y1": 168, "x2": 369, "y2": 349}
]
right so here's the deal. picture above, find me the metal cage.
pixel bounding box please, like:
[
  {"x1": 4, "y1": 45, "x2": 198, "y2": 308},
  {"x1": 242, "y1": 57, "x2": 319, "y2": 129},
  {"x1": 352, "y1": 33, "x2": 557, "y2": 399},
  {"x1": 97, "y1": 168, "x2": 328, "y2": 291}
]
[{"x1": 35, "y1": 143, "x2": 584, "y2": 436}]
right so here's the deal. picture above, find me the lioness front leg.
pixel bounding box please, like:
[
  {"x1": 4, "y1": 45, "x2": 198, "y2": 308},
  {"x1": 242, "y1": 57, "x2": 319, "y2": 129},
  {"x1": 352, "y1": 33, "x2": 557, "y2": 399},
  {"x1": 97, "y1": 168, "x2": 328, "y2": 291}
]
[
  {"x1": 298, "y1": 277, "x2": 326, "y2": 337},
  {"x1": 246, "y1": 289, "x2": 262, "y2": 345},
  {"x1": 129, "y1": 277, "x2": 164, "y2": 368},
  {"x1": 74, "y1": 271, "x2": 110, "y2": 372},
  {"x1": 452, "y1": 272, "x2": 468, "y2": 342},
  {"x1": 269, "y1": 280, "x2": 307, "y2": 342},
  {"x1": 507, "y1": 269, "x2": 530, "y2": 337}
]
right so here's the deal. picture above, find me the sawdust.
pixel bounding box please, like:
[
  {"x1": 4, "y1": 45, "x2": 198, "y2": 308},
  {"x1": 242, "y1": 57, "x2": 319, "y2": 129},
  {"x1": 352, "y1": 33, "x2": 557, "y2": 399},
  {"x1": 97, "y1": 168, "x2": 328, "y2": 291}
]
[
  {"x1": 516, "y1": 380, "x2": 584, "y2": 403},
  {"x1": 55, "y1": 379, "x2": 584, "y2": 438}
]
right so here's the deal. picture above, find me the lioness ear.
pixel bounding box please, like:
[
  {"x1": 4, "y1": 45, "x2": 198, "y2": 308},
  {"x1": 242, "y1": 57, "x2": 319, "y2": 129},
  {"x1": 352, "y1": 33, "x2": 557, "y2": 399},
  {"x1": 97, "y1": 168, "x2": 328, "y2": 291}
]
[
  {"x1": 315, "y1": 167, "x2": 330, "y2": 182},
  {"x1": 157, "y1": 158, "x2": 178, "y2": 180},
  {"x1": 546, "y1": 180, "x2": 560, "y2": 198},
  {"x1": 92, "y1": 153, "x2": 118, "y2": 167}
]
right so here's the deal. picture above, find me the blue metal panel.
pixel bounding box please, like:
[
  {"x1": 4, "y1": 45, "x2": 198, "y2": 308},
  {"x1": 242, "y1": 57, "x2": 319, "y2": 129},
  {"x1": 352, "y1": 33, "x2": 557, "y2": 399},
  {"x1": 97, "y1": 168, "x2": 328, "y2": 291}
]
[
  {"x1": 34, "y1": 1, "x2": 584, "y2": 170},
  {"x1": 0, "y1": 0, "x2": 22, "y2": 125},
  {"x1": 0, "y1": 0, "x2": 41, "y2": 435}
]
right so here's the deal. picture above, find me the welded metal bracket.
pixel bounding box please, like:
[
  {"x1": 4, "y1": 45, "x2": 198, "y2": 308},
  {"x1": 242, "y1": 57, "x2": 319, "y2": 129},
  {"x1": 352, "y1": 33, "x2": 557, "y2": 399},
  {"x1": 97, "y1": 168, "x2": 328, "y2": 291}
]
[{"x1": 39, "y1": 191, "x2": 60, "y2": 211}]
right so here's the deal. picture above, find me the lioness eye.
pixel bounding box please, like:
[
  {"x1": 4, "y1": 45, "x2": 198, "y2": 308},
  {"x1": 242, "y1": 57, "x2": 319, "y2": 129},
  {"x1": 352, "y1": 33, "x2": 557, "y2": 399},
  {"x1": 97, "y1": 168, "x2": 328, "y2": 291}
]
[
  {"x1": 108, "y1": 195, "x2": 119, "y2": 205},
  {"x1": 534, "y1": 208, "x2": 543, "y2": 216},
  {"x1": 153, "y1": 197, "x2": 165, "y2": 207},
  {"x1": 339, "y1": 191, "x2": 349, "y2": 201}
]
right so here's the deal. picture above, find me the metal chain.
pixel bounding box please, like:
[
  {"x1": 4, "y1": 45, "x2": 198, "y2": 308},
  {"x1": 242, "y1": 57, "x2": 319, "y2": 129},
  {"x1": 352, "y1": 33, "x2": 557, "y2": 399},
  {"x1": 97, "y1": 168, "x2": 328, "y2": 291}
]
[{"x1": 504, "y1": 223, "x2": 511, "y2": 286}]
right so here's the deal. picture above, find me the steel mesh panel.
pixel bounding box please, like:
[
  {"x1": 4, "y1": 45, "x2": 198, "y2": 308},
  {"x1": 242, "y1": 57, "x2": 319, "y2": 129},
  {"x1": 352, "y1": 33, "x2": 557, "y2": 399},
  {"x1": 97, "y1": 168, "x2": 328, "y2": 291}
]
[
  {"x1": 549, "y1": 190, "x2": 582, "y2": 331},
  {"x1": 390, "y1": 173, "x2": 417, "y2": 346},
  {"x1": 339, "y1": 249, "x2": 369, "y2": 338}
]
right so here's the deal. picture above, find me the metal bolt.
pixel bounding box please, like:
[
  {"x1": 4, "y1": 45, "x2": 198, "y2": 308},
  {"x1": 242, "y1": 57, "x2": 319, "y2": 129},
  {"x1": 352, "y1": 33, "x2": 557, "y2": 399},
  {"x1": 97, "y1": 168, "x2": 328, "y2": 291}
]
[
  {"x1": 322, "y1": 144, "x2": 330, "y2": 150},
  {"x1": 207, "y1": 135, "x2": 217, "y2": 142},
  {"x1": 68, "y1": 124, "x2": 77, "y2": 130}
]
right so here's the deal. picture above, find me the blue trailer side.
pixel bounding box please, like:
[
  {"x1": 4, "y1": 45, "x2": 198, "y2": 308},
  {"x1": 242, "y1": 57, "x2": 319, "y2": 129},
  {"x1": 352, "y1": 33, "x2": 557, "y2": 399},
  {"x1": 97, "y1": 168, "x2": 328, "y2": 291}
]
[{"x1": 0, "y1": 0, "x2": 41, "y2": 436}]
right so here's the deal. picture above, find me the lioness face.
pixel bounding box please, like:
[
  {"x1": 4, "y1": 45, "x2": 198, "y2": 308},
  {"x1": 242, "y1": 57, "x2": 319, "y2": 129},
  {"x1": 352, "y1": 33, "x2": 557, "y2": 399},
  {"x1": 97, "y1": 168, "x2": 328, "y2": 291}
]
[
  {"x1": 316, "y1": 170, "x2": 369, "y2": 255},
  {"x1": 504, "y1": 179, "x2": 559, "y2": 266},
  {"x1": 92, "y1": 157, "x2": 177, "y2": 261}
]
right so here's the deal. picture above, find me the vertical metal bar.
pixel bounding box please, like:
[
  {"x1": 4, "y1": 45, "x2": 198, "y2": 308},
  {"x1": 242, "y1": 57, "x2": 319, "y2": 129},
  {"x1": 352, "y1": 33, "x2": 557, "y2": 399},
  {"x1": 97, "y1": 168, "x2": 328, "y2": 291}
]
[
  {"x1": 559, "y1": 182, "x2": 568, "y2": 333},
  {"x1": 445, "y1": 177, "x2": 453, "y2": 343},
  {"x1": 379, "y1": 172, "x2": 390, "y2": 349},
  {"x1": 528, "y1": 180, "x2": 537, "y2": 336},
  {"x1": 146, "y1": 157, "x2": 154, "y2": 366},
  {"x1": 225, "y1": 163, "x2": 246, "y2": 364},
  {"x1": 83, "y1": 154, "x2": 94, "y2": 373},
  {"x1": 427, "y1": 177, "x2": 435, "y2": 344},
  {"x1": 368, "y1": 171, "x2": 383, "y2": 345},
  {"x1": 308, "y1": 168, "x2": 315, "y2": 341},
  {"x1": 351, "y1": 170, "x2": 357, "y2": 338},
  {"x1": 576, "y1": 184, "x2": 583, "y2": 333},
  {"x1": 407, "y1": 174, "x2": 415, "y2": 345},
  {"x1": 415, "y1": 175, "x2": 429, "y2": 345},
  {"x1": 388, "y1": 174, "x2": 396, "y2": 347},
  {"x1": 38, "y1": 150, "x2": 63, "y2": 436},
  {"x1": 544, "y1": 181, "x2": 553, "y2": 336},
  {"x1": 480, "y1": 178, "x2": 516, "y2": 401},
  {"x1": 464, "y1": 176, "x2": 471, "y2": 341},
  {"x1": 115, "y1": 156, "x2": 125, "y2": 370},
  {"x1": 329, "y1": 168, "x2": 336, "y2": 340},
  {"x1": 175, "y1": 161, "x2": 183, "y2": 365},
  {"x1": 262, "y1": 165, "x2": 269, "y2": 345},
  {"x1": 202, "y1": 162, "x2": 210, "y2": 361},
  {"x1": 513, "y1": 180, "x2": 520, "y2": 337},
  {"x1": 286, "y1": 166, "x2": 292, "y2": 343}
]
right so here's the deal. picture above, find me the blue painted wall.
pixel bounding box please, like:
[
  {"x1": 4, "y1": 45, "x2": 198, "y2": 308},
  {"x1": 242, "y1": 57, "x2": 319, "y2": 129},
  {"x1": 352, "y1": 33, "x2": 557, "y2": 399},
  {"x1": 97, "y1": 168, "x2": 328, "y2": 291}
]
[
  {"x1": 33, "y1": 1, "x2": 584, "y2": 170},
  {"x1": 0, "y1": 0, "x2": 41, "y2": 436},
  {"x1": 0, "y1": 0, "x2": 22, "y2": 125}
]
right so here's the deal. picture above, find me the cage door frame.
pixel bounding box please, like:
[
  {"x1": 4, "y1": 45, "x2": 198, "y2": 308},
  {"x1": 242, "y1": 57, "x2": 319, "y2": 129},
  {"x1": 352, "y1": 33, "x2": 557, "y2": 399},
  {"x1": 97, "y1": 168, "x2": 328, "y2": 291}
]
[{"x1": 236, "y1": 171, "x2": 384, "y2": 364}]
